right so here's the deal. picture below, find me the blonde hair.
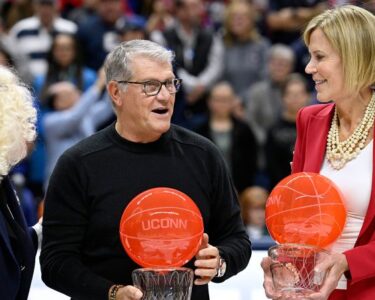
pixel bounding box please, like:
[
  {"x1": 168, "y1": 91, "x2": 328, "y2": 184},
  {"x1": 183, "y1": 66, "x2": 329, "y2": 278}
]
[
  {"x1": 304, "y1": 5, "x2": 375, "y2": 93},
  {"x1": 0, "y1": 66, "x2": 36, "y2": 180}
]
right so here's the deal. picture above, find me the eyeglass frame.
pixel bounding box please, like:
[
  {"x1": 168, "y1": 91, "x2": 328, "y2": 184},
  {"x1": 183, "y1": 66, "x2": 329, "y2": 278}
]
[{"x1": 115, "y1": 78, "x2": 182, "y2": 96}]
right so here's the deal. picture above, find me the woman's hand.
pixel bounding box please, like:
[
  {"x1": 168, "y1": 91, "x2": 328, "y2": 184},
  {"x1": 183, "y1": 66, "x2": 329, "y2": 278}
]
[
  {"x1": 261, "y1": 257, "x2": 283, "y2": 299},
  {"x1": 306, "y1": 252, "x2": 348, "y2": 300}
]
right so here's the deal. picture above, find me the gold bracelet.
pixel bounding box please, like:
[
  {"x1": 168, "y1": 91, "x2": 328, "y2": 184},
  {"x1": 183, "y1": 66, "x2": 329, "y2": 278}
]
[{"x1": 109, "y1": 284, "x2": 124, "y2": 300}]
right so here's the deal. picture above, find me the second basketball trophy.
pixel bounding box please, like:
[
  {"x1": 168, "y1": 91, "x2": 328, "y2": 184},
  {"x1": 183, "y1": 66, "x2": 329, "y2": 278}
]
[
  {"x1": 265, "y1": 172, "x2": 347, "y2": 297},
  {"x1": 119, "y1": 187, "x2": 204, "y2": 300}
]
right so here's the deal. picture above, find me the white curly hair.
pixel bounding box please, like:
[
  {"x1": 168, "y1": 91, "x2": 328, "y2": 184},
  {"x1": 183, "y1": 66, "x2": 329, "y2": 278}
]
[{"x1": 0, "y1": 66, "x2": 36, "y2": 181}]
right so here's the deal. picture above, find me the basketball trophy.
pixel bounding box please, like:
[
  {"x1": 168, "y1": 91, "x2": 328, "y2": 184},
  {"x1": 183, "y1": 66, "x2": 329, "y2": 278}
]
[
  {"x1": 119, "y1": 187, "x2": 204, "y2": 300},
  {"x1": 265, "y1": 172, "x2": 347, "y2": 297}
]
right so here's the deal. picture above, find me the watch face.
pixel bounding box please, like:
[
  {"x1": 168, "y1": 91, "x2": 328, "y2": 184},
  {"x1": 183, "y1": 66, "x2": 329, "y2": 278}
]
[{"x1": 217, "y1": 258, "x2": 226, "y2": 277}]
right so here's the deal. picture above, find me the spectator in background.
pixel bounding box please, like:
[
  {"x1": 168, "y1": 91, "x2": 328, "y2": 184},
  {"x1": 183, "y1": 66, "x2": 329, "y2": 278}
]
[
  {"x1": 221, "y1": 0, "x2": 270, "y2": 101},
  {"x1": 116, "y1": 15, "x2": 149, "y2": 42},
  {"x1": 195, "y1": 82, "x2": 258, "y2": 194},
  {"x1": 145, "y1": 0, "x2": 175, "y2": 33},
  {"x1": 76, "y1": 0, "x2": 124, "y2": 71},
  {"x1": 43, "y1": 69, "x2": 113, "y2": 187},
  {"x1": 0, "y1": 43, "x2": 31, "y2": 81},
  {"x1": 244, "y1": 44, "x2": 295, "y2": 184},
  {"x1": 240, "y1": 186, "x2": 272, "y2": 249},
  {"x1": 4, "y1": 0, "x2": 77, "y2": 80},
  {"x1": 0, "y1": 0, "x2": 34, "y2": 32},
  {"x1": 28, "y1": 32, "x2": 97, "y2": 201},
  {"x1": 245, "y1": 44, "x2": 295, "y2": 147},
  {"x1": 265, "y1": 73, "x2": 311, "y2": 190},
  {"x1": 266, "y1": 0, "x2": 327, "y2": 45},
  {"x1": 151, "y1": 0, "x2": 224, "y2": 128},
  {"x1": 67, "y1": 0, "x2": 99, "y2": 25},
  {"x1": 33, "y1": 33, "x2": 97, "y2": 101}
]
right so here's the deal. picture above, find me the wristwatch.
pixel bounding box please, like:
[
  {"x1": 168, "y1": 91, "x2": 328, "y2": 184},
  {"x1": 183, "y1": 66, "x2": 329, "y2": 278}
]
[{"x1": 216, "y1": 257, "x2": 227, "y2": 278}]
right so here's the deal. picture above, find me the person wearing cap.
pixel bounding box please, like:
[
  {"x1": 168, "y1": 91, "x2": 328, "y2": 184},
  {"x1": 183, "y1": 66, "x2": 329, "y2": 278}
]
[{"x1": 115, "y1": 16, "x2": 148, "y2": 42}]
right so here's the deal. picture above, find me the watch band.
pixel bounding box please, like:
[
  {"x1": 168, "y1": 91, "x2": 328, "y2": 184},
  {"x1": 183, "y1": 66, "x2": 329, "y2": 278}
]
[{"x1": 109, "y1": 284, "x2": 123, "y2": 300}]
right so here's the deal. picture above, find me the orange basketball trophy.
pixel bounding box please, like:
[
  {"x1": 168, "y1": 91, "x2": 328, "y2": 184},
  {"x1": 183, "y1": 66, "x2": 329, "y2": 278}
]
[
  {"x1": 119, "y1": 187, "x2": 204, "y2": 300},
  {"x1": 265, "y1": 172, "x2": 346, "y2": 297}
]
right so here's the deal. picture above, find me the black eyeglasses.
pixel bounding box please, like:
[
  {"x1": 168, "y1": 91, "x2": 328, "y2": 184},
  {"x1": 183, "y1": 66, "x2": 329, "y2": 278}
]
[{"x1": 116, "y1": 78, "x2": 182, "y2": 96}]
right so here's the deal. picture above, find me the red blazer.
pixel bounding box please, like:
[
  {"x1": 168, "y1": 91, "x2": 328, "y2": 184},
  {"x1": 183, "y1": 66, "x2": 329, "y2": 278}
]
[{"x1": 292, "y1": 104, "x2": 375, "y2": 300}]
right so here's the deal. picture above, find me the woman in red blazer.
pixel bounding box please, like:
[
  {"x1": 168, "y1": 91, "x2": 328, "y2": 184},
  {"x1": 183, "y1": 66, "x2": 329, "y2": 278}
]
[{"x1": 262, "y1": 5, "x2": 375, "y2": 300}]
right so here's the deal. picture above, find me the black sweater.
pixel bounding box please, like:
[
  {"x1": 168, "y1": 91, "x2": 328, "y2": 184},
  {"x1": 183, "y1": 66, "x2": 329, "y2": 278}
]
[{"x1": 40, "y1": 123, "x2": 251, "y2": 300}]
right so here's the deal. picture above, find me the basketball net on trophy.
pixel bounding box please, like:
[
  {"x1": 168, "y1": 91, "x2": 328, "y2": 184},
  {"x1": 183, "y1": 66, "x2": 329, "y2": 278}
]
[
  {"x1": 265, "y1": 172, "x2": 347, "y2": 297},
  {"x1": 119, "y1": 187, "x2": 204, "y2": 300}
]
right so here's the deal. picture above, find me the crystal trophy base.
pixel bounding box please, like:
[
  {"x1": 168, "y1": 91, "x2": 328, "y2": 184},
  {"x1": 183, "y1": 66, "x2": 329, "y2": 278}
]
[
  {"x1": 268, "y1": 244, "x2": 329, "y2": 297},
  {"x1": 132, "y1": 267, "x2": 193, "y2": 300}
]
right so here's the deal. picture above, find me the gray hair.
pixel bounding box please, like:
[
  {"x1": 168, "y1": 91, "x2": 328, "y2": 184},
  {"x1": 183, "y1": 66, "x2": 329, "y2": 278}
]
[
  {"x1": 268, "y1": 43, "x2": 295, "y2": 64},
  {"x1": 104, "y1": 39, "x2": 175, "y2": 84}
]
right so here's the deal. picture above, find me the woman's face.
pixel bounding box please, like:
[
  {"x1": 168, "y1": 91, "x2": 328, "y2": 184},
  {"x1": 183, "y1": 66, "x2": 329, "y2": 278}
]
[
  {"x1": 228, "y1": 3, "x2": 253, "y2": 37},
  {"x1": 283, "y1": 82, "x2": 310, "y2": 115},
  {"x1": 53, "y1": 35, "x2": 76, "y2": 67},
  {"x1": 305, "y1": 29, "x2": 345, "y2": 102},
  {"x1": 208, "y1": 85, "x2": 234, "y2": 119}
]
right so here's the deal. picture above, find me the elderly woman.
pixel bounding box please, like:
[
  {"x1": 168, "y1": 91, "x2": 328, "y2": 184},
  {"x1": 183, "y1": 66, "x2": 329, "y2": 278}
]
[
  {"x1": 0, "y1": 65, "x2": 41, "y2": 299},
  {"x1": 262, "y1": 5, "x2": 375, "y2": 300}
]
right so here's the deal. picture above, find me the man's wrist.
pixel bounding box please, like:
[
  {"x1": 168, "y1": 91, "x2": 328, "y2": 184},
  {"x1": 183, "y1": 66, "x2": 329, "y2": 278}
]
[
  {"x1": 108, "y1": 284, "x2": 123, "y2": 300},
  {"x1": 216, "y1": 257, "x2": 227, "y2": 278}
]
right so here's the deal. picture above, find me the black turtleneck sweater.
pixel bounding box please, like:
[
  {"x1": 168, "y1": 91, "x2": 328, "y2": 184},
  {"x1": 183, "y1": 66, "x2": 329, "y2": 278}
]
[{"x1": 40, "y1": 123, "x2": 251, "y2": 300}]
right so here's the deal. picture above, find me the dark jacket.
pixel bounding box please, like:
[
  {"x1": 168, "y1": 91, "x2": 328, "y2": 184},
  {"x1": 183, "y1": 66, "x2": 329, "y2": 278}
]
[
  {"x1": 195, "y1": 117, "x2": 258, "y2": 193},
  {"x1": 0, "y1": 176, "x2": 38, "y2": 300}
]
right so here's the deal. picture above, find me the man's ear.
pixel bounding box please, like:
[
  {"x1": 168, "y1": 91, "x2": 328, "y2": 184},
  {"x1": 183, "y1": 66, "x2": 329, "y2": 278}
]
[{"x1": 108, "y1": 81, "x2": 123, "y2": 107}]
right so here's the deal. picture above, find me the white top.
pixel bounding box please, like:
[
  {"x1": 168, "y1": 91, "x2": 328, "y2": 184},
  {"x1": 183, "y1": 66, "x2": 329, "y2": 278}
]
[
  {"x1": 5, "y1": 16, "x2": 77, "y2": 77},
  {"x1": 320, "y1": 140, "x2": 373, "y2": 289}
]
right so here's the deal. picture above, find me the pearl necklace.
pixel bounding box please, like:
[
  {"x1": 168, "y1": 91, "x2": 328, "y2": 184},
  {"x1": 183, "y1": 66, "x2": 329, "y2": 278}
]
[{"x1": 326, "y1": 91, "x2": 375, "y2": 170}]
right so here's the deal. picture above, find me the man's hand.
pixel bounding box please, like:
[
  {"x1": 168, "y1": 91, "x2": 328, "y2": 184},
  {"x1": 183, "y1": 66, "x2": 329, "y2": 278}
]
[
  {"x1": 115, "y1": 285, "x2": 143, "y2": 300},
  {"x1": 194, "y1": 233, "x2": 221, "y2": 285}
]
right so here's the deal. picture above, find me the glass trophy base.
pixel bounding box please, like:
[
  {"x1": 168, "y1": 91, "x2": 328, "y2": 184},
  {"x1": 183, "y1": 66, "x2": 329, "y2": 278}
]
[
  {"x1": 268, "y1": 244, "x2": 329, "y2": 297},
  {"x1": 132, "y1": 267, "x2": 193, "y2": 300}
]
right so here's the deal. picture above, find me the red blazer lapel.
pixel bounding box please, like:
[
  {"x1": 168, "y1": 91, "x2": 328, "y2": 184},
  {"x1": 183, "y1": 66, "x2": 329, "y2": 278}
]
[{"x1": 302, "y1": 104, "x2": 333, "y2": 172}]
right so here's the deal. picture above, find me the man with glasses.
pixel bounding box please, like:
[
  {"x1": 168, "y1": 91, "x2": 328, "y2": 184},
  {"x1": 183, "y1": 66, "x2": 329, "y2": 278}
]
[{"x1": 40, "y1": 40, "x2": 251, "y2": 300}]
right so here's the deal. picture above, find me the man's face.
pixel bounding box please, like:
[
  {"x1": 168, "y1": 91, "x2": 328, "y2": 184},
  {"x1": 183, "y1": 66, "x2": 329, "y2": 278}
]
[
  {"x1": 115, "y1": 56, "x2": 176, "y2": 142},
  {"x1": 177, "y1": 0, "x2": 203, "y2": 26},
  {"x1": 97, "y1": 0, "x2": 122, "y2": 24},
  {"x1": 36, "y1": 1, "x2": 57, "y2": 27}
]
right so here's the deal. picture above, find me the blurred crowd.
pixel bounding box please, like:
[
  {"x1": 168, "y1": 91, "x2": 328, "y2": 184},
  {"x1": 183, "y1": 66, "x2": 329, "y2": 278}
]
[{"x1": 0, "y1": 0, "x2": 374, "y2": 246}]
